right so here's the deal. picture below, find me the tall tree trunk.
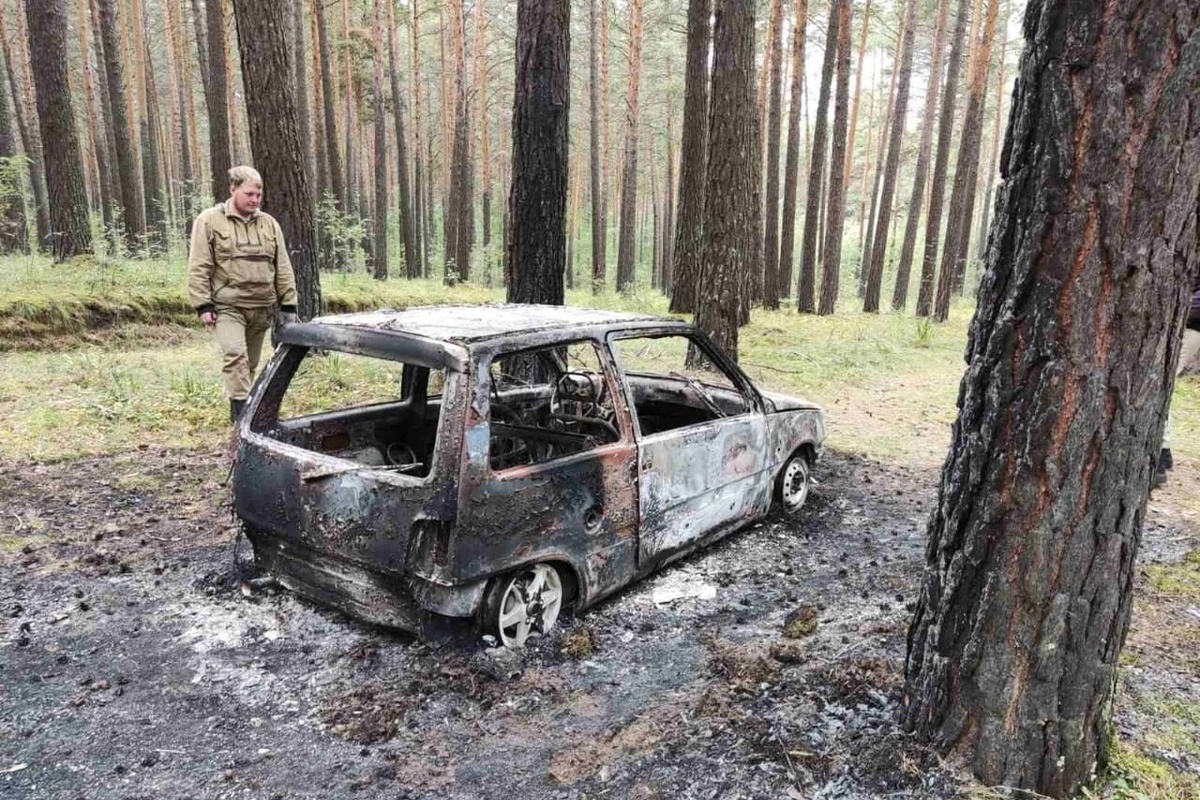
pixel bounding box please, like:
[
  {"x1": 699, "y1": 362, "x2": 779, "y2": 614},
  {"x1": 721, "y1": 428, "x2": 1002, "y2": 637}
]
[
  {"x1": 506, "y1": 0, "x2": 569, "y2": 305},
  {"x1": 444, "y1": 0, "x2": 471, "y2": 284},
  {"x1": 892, "y1": 0, "x2": 952, "y2": 310},
  {"x1": 166, "y1": 0, "x2": 196, "y2": 235},
  {"x1": 371, "y1": 0, "x2": 388, "y2": 280},
  {"x1": 411, "y1": 0, "x2": 428, "y2": 278},
  {"x1": 860, "y1": 24, "x2": 904, "y2": 296},
  {"x1": 777, "y1": 0, "x2": 807, "y2": 304},
  {"x1": 934, "y1": 0, "x2": 998, "y2": 320},
  {"x1": 473, "y1": 0, "x2": 490, "y2": 279},
  {"x1": 97, "y1": 0, "x2": 146, "y2": 247},
  {"x1": 388, "y1": 0, "x2": 417, "y2": 279},
  {"x1": 79, "y1": 0, "x2": 115, "y2": 239},
  {"x1": 588, "y1": 0, "x2": 607, "y2": 293},
  {"x1": 141, "y1": 38, "x2": 167, "y2": 253},
  {"x1": 23, "y1": 0, "x2": 92, "y2": 257},
  {"x1": 315, "y1": 0, "x2": 345, "y2": 211},
  {"x1": 905, "y1": 3, "x2": 1200, "y2": 796},
  {"x1": 668, "y1": 0, "x2": 712, "y2": 313},
  {"x1": 662, "y1": 113, "x2": 676, "y2": 294},
  {"x1": 0, "y1": 8, "x2": 50, "y2": 248},
  {"x1": 818, "y1": 0, "x2": 851, "y2": 316},
  {"x1": 206, "y1": 0, "x2": 231, "y2": 199},
  {"x1": 975, "y1": 0, "x2": 1008, "y2": 263},
  {"x1": 0, "y1": 36, "x2": 26, "y2": 253},
  {"x1": 915, "y1": 0, "x2": 971, "y2": 316},
  {"x1": 862, "y1": 0, "x2": 917, "y2": 312},
  {"x1": 600, "y1": 0, "x2": 612, "y2": 283},
  {"x1": 796, "y1": 1, "x2": 839, "y2": 314},
  {"x1": 232, "y1": 0, "x2": 321, "y2": 319},
  {"x1": 761, "y1": 0, "x2": 785, "y2": 309},
  {"x1": 841, "y1": 0, "x2": 871, "y2": 193},
  {"x1": 695, "y1": 0, "x2": 758, "y2": 361},
  {"x1": 294, "y1": 0, "x2": 314, "y2": 192},
  {"x1": 615, "y1": 0, "x2": 644, "y2": 294}
]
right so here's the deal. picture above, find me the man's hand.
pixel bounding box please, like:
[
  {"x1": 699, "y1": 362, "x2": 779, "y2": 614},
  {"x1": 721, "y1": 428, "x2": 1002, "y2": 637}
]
[
  {"x1": 278, "y1": 310, "x2": 299, "y2": 327},
  {"x1": 200, "y1": 310, "x2": 217, "y2": 328}
]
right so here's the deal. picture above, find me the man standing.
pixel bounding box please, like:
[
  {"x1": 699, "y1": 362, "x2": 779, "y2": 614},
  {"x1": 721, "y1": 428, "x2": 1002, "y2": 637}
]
[{"x1": 188, "y1": 166, "x2": 298, "y2": 422}]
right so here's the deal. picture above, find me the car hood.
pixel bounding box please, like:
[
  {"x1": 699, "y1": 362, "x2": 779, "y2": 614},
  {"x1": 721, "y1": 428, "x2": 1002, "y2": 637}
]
[{"x1": 760, "y1": 389, "x2": 822, "y2": 413}]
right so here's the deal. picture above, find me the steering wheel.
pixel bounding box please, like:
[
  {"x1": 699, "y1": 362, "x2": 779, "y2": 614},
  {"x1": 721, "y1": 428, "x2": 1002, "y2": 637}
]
[{"x1": 551, "y1": 371, "x2": 605, "y2": 413}]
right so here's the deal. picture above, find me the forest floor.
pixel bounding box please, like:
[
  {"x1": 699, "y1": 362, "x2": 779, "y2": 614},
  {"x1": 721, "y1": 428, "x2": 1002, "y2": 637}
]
[{"x1": 1, "y1": 271, "x2": 1199, "y2": 799}]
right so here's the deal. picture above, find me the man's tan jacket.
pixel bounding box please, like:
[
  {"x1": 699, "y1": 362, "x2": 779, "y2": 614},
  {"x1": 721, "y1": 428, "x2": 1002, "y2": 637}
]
[{"x1": 187, "y1": 200, "x2": 297, "y2": 313}]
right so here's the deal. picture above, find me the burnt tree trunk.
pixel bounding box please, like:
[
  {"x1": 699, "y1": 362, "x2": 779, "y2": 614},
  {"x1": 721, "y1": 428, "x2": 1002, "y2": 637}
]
[
  {"x1": 904, "y1": 3, "x2": 1200, "y2": 797},
  {"x1": 817, "y1": 0, "x2": 851, "y2": 316},
  {"x1": 233, "y1": 0, "x2": 321, "y2": 319},
  {"x1": 862, "y1": 0, "x2": 917, "y2": 312},
  {"x1": 668, "y1": 0, "x2": 711, "y2": 313},
  {"x1": 506, "y1": 0, "x2": 569, "y2": 305},
  {"x1": 915, "y1": 0, "x2": 970, "y2": 317},
  {"x1": 24, "y1": 0, "x2": 92, "y2": 258},
  {"x1": 892, "y1": 0, "x2": 951, "y2": 310},
  {"x1": 615, "y1": 0, "x2": 644, "y2": 294},
  {"x1": 694, "y1": 0, "x2": 757, "y2": 361},
  {"x1": 796, "y1": 1, "x2": 838, "y2": 314},
  {"x1": 777, "y1": 0, "x2": 807, "y2": 303},
  {"x1": 760, "y1": 0, "x2": 785, "y2": 309}
]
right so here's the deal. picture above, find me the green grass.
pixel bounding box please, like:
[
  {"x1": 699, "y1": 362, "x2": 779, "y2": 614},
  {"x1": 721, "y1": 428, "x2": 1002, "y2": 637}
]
[{"x1": 1144, "y1": 551, "x2": 1200, "y2": 600}]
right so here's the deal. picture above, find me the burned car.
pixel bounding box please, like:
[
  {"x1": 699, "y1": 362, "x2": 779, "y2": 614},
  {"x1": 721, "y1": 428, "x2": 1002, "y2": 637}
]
[{"x1": 233, "y1": 305, "x2": 825, "y2": 647}]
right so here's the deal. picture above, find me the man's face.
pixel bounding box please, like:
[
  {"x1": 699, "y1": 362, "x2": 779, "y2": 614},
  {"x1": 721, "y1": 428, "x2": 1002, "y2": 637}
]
[{"x1": 230, "y1": 182, "x2": 263, "y2": 216}]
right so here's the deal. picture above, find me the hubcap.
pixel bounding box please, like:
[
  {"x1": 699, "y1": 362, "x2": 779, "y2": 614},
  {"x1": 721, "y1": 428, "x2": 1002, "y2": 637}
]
[
  {"x1": 782, "y1": 458, "x2": 809, "y2": 511},
  {"x1": 496, "y1": 564, "x2": 563, "y2": 648}
]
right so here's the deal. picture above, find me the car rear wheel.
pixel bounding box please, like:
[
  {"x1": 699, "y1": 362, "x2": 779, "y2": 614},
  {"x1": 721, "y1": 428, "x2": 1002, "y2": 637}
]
[
  {"x1": 482, "y1": 563, "x2": 564, "y2": 648},
  {"x1": 776, "y1": 452, "x2": 811, "y2": 516}
]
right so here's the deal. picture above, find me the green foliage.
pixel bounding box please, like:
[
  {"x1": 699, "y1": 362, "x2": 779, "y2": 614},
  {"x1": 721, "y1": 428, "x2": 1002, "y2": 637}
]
[{"x1": 316, "y1": 191, "x2": 369, "y2": 271}]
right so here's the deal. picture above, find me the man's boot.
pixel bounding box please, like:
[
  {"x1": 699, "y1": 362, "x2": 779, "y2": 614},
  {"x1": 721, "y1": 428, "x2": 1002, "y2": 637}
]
[
  {"x1": 230, "y1": 398, "x2": 246, "y2": 423},
  {"x1": 1155, "y1": 447, "x2": 1173, "y2": 487}
]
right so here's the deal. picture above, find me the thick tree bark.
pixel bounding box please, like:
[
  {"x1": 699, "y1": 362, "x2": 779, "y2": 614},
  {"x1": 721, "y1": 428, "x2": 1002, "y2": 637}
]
[
  {"x1": 915, "y1": 0, "x2": 971, "y2": 317},
  {"x1": 777, "y1": 0, "x2": 807, "y2": 304},
  {"x1": 588, "y1": 0, "x2": 607, "y2": 293},
  {"x1": 796, "y1": 2, "x2": 838, "y2": 313},
  {"x1": 694, "y1": 0, "x2": 757, "y2": 361},
  {"x1": 760, "y1": 0, "x2": 785, "y2": 309},
  {"x1": 862, "y1": 0, "x2": 917, "y2": 312},
  {"x1": 206, "y1": 0, "x2": 231, "y2": 200},
  {"x1": 232, "y1": 0, "x2": 321, "y2": 320},
  {"x1": 936, "y1": 0, "x2": 999, "y2": 315},
  {"x1": 668, "y1": 0, "x2": 712, "y2": 313},
  {"x1": 817, "y1": 0, "x2": 851, "y2": 316},
  {"x1": 24, "y1": 0, "x2": 92, "y2": 258},
  {"x1": 904, "y1": 3, "x2": 1200, "y2": 797},
  {"x1": 0, "y1": 39, "x2": 26, "y2": 253},
  {"x1": 506, "y1": 0, "x2": 569, "y2": 306},
  {"x1": 892, "y1": 0, "x2": 952, "y2": 310},
  {"x1": 614, "y1": 0, "x2": 644, "y2": 294}
]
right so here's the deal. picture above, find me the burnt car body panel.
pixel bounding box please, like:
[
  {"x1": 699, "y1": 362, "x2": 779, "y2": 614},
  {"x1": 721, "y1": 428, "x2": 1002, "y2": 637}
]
[{"x1": 232, "y1": 305, "x2": 825, "y2": 634}]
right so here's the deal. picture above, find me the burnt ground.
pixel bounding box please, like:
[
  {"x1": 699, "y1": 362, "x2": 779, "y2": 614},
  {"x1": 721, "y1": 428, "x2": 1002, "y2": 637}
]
[{"x1": 1, "y1": 448, "x2": 1198, "y2": 800}]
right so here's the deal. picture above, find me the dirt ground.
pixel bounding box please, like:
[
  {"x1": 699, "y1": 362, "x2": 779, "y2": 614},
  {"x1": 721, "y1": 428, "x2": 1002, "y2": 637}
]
[{"x1": 2, "y1": 445, "x2": 1199, "y2": 799}]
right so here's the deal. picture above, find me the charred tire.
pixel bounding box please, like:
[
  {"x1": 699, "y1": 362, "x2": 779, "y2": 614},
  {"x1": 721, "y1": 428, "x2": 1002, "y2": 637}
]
[
  {"x1": 480, "y1": 563, "x2": 564, "y2": 648},
  {"x1": 775, "y1": 450, "x2": 812, "y2": 516}
]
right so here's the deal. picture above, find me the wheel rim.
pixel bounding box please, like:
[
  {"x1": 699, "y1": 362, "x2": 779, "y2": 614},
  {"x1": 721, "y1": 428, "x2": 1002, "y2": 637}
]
[
  {"x1": 781, "y1": 458, "x2": 810, "y2": 512},
  {"x1": 496, "y1": 564, "x2": 563, "y2": 648}
]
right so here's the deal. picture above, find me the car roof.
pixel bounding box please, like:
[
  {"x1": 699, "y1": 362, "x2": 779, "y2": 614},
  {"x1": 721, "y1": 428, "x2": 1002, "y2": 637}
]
[{"x1": 310, "y1": 304, "x2": 687, "y2": 344}]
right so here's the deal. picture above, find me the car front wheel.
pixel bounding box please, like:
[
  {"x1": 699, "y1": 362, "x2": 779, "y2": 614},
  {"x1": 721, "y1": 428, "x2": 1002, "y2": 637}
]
[
  {"x1": 481, "y1": 563, "x2": 564, "y2": 648},
  {"x1": 776, "y1": 452, "x2": 811, "y2": 516}
]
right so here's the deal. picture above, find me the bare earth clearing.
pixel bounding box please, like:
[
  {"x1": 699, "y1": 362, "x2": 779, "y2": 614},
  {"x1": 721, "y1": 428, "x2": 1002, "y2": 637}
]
[{"x1": 2, "y1": 436, "x2": 1199, "y2": 799}]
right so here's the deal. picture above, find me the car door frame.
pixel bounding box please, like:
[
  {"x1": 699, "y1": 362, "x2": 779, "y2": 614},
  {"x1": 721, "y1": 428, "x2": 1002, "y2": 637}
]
[{"x1": 605, "y1": 327, "x2": 772, "y2": 568}]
